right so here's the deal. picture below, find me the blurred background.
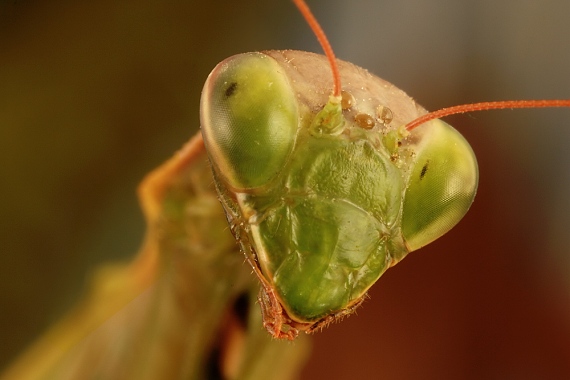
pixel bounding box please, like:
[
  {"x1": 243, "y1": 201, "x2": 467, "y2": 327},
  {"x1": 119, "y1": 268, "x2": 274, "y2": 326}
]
[{"x1": 1, "y1": 0, "x2": 569, "y2": 378}]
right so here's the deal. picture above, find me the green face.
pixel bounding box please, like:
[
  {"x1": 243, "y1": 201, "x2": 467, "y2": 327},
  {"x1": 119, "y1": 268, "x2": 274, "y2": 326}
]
[{"x1": 200, "y1": 51, "x2": 478, "y2": 336}]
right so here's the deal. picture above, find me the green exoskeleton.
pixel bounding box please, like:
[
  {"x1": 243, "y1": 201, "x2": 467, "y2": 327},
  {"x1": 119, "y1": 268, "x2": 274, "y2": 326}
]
[
  {"x1": 200, "y1": 50, "x2": 477, "y2": 339},
  {"x1": 199, "y1": 0, "x2": 570, "y2": 340}
]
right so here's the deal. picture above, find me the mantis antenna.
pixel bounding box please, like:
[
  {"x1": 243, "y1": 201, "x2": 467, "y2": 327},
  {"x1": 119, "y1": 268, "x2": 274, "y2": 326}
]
[
  {"x1": 406, "y1": 99, "x2": 570, "y2": 131},
  {"x1": 293, "y1": 0, "x2": 342, "y2": 98},
  {"x1": 293, "y1": 0, "x2": 570, "y2": 131}
]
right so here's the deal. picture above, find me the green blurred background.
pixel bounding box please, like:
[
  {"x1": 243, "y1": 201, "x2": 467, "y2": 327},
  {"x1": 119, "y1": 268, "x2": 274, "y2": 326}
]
[{"x1": 1, "y1": 0, "x2": 570, "y2": 378}]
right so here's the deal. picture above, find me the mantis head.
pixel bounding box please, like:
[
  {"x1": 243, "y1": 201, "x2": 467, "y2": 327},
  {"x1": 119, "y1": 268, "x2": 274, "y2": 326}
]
[{"x1": 199, "y1": 0, "x2": 569, "y2": 339}]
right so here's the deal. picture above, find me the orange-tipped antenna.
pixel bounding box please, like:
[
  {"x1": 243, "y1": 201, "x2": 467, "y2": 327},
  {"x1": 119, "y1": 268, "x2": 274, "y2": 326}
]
[
  {"x1": 293, "y1": 0, "x2": 341, "y2": 98},
  {"x1": 405, "y1": 99, "x2": 570, "y2": 131}
]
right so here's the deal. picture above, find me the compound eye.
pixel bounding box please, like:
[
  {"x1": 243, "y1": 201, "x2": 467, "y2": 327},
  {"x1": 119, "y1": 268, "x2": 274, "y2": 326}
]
[
  {"x1": 401, "y1": 119, "x2": 478, "y2": 251},
  {"x1": 200, "y1": 52, "x2": 299, "y2": 190}
]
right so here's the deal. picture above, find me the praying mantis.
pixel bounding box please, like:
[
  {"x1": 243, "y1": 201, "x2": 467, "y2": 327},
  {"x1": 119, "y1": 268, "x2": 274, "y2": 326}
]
[{"x1": 2, "y1": 0, "x2": 570, "y2": 378}]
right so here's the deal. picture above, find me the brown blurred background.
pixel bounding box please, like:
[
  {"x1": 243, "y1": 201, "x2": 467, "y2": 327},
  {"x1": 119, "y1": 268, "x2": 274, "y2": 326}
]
[{"x1": 1, "y1": 0, "x2": 570, "y2": 378}]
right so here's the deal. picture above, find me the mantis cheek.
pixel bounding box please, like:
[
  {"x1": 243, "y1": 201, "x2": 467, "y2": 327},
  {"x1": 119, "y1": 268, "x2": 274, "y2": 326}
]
[
  {"x1": 401, "y1": 119, "x2": 479, "y2": 251},
  {"x1": 200, "y1": 52, "x2": 299, "y2": 191}
]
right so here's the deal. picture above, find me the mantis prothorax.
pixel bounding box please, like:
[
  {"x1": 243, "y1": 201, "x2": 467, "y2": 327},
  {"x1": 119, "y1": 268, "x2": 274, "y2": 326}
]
[{"x1": 200, "y1": 0, "x2": 570, "y2": 340}]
